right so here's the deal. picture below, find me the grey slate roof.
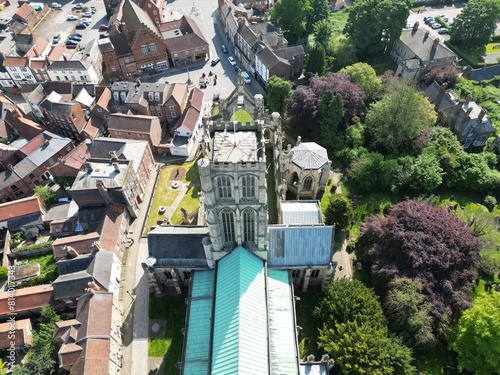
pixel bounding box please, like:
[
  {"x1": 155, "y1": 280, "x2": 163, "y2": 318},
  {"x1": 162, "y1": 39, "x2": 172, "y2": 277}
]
[
  {"x1": 147, "y1": 226, "x2": 209, "y2": 267},
  {"x1": 87, "y1": 250, "x2": 115, "y2": 291},
  {"x1": 57, "y1": 254, "x2": 95, "y2": 275},
  {"x1": 291, "y1": 142, "x2": 329, "y2": 169},
  {"x1": 109, "y1": 34, "x2": 132, "y2": 56},
  {"x1": 48, "y1": 61, "x2": 86, "y2": 71},
  {"x1": 256, "y1": 46, "x2": 287, "y2": 69},
  {"x1": 469, "y1": 65, "x2": 500, "y2": 81},
  {"x1": 398, "y1": 29, "x2": 456, "y2": 62},
  {"x1": 89, "y1": 137, "x2": 148, "y2": 173},
  {"x1": 267, "y1": 226, "x2": 334, "y2": 267},
  {"x1": 6, "y1": 213, "x2": 43, "y2": 231},
  {"x1": 52, "y1": 271, "x2": 93, "y2": 300},
  {"x1": 281, "y1": 201, "x2": 323, "y2": 224},
  {"x1": 274, "y1": 45, "x2": 305, "y2": 61}
]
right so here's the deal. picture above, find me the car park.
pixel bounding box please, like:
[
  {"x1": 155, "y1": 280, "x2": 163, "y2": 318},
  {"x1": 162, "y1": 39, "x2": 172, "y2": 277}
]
[
  {"x1": 438, "y1": 28, "x2": 449, "y2": 34},
  {"x1": 52, "y1": 33, "x2": 60, "y2": 43},
  {"x1": 73, "y1": 3, "x2": 83, "y2": 9},
  {"x1": 228, "y1": 56, "x2": 236, "y2": 66},
  {"x1": 83, "y1": 11, "x2": 92, "y2": 17},
  {"x1": 67, "y1": 15, "x2": 78, "y2": 21},
  {"x1": 51, "y1": 2, "x2": 61, "y2": 9},
  {"x1": 76, "y1": 22, "x2": 87, "y2": 29},
  {"x1": 211, "y1": 57, "x2": 220, "y2": 66},
  {"x1": 241, "y1": 71, "x2": 251, "y2": 84},
  {"x1": 99, "y1": 24, "x2": 108, "y2": 31},
  {"x1": 221, "y1": 44, "x2": 228, "y2": 53}
]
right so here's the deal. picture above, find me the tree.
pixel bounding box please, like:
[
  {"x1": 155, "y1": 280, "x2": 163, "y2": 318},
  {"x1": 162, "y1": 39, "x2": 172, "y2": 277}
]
[
  {"x1": 344, "y1": 0, "x2": 412, "y2": 56},
  {"x1": 313, "y1": 19, "x2": 334, "y2": 47},
  {"x1": 287, "y1": 73, "x2": 364, "y2": 136},
  {"x1": 266, "y1": 76, "x2": 292, "y2": 114},
  {"x1": 306, "y1": 0, "x2": 331, "y2": 34},
  {"x1": 270, "y1": 0, "x2": 311, "y2": 43},
  {"x1": 383, "y1": 278, "x2": 436, "y2": 349},
  {"x1": 347, "y1": 152, "x2": 397, "y2": 193},
  {"x1": 358, "y1": 200, "x2": 481, "y2": 330},
  {"x1": 450, "y1": 0, "x2": 500, "y2": 47},
  {"x1": 340, "y1": 63, "x2": 382, "y2": 101},
  {"x1": 34, "y1": 185, "x2": 57, "y2": 206},
  {"x1": 325, "y1": 194, "x2": 355, "y2": 229},
  {"x1": 0, "y1": 359, "x2": 7, "y2": 375},
  {"x1": 365, "y1": 84, "x2": 436, "y2": 155},
  {"x1": 408, "y1": 154, "x2": 443, "y2": 193},
  {"x1": 450, "y1": 292, "x2": 500, "y2": 375},
  {"x1": 318, "y1": 90, "x2": 344, "y2": 148},
  {"x1": 314, "y1": 280, "x2": 415, "y2": 375},
  {"x1": 305, "y1": 43, "x2": 326, "y2": 76},
  {"x1": 331, "y1": 37, "x2": 358, "y2": 71}
]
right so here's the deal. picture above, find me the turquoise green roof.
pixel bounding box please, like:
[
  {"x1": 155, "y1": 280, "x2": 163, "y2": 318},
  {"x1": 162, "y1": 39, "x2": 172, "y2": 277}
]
[
  {"x1": 183, "y1": 270, "x2": 215, "y2": 374},
  {"x1": 267, "y1": 269, "x2": 299, "y2": 374},
  {"x1": 211, "y1": 246, "x2": 269, "y2": 375}
]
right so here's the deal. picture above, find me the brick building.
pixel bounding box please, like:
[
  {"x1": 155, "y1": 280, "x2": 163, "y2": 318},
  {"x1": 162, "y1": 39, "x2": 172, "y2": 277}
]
[{"x1": 107, "y1": 114, "x2": 162, "y2": 153}]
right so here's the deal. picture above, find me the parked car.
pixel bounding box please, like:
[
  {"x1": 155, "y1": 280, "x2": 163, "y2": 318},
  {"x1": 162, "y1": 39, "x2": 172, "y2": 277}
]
[
  {"x1": 52, "y1": 33, "x2": 61, "y2": 43},
  {"x1": 70, "y1": 32, "x2": 82, "y2": 38},
  {"x1": 228, "y1": 56, "x2": 236, "y2": 66},
  {"x1": 424, "y1": 17, "x2": 435, "y2": 24},
  {"x1": 66, "y1": 15, "x2": 78, "y2": 21},
  {"x1": 438, "y1": 28, "x2": 449, "y2": 35},
  {"x1": 81, "y1": 18, "x2": 92, "y2": 25},
  {"x1": 65, "y1": 40, "x2": 79, "y2": 48},
  {"x1": 82, "y1": 11, "x2": 92, "y2": 17},
  {"x1": 439, "y1": 14, "x2": 449, "y2": 22},
  {"x1": 1, "y1": 17, "x2": 13, "y2": 23},
  {"x1": 98, "y1": 24, "x2": 108, "y2": 31},
  {"x1": 99, "y1": 32, "x2": 109, "y2": 39},
  {"x1": 90, "y1": 6, "x2": 96, "y2": 13},
  {"x1": 69, "y1": 35, "x2": 81, "y2": 41},
  {"x1": 51, "y1": 2, "x2": 62, "y2": 9},
  {"x1": 75, "y1": 22, "x2": 87, "y2": 29},
  {"x1": 211, "y1": 57, "x2": 220, "y2": 66},
  {"x1": 241, "y1": 71, "x2": 251, "y2": 84},
  {"x1": 73, "y1": 3, "x2": 83, "y2": 9},
  {"x1": 221, "y1": 44, "x2": 228, "y2": 53},
  {"x1": 431, "y1": 22, "x2": 441, "y2": 29}
]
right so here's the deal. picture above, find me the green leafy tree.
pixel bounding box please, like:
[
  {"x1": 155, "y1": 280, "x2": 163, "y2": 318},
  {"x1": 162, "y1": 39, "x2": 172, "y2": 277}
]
[
  {"x1": 266, "y1": 76, "x2": 292, "y2": 114},
  {"x1": 450, "y1": 292, "x2": 500, "y2": 375},
  {"x1": 34, "y1": 185, "x2": 57, "y2": 206},
  {"x1": 365, "y1": 84, "x2": 436, "y2": 155},
  {"x1": 318, "y1": 90, "x2": 344, "y2": 148},
  {"x1": 307, "y1": 0, "x2": 331, "y2": 34},
  {"x1": 270, "y1": 0, "x2": 312, "y2": 42},
  {"x1": 450, "y1": 0, "x2": 500, "y2": 47},
  {"x1": 314, "y1": 280, "x2": 415, "y2": 375},
  {"x1": 348, "y1": 152, "x2": 397, "y2": 193},
  {"x1": 325, "y1": 194, "x2": 355, "y2": 229},
  {"x1": 344, "y1": 0, "x2": 412, "y2": 56},
  {"x1": 0, "y1": 266, "x2": 7, "y2": 280},
  {"x1": 313, "y1": 19, "x2": 334, "y2": 47},
  {"x1": 383, "y1": 278, "x2": 436, "y2": 349},
  {"x1": 409, "y1": 154, "x2": 443, "y2": 193},
  {"x1": 345, "y1": 121, "x2": 365, "y2": 149},
  {"x1": 331, "y1": 37, "x2": 358, "y2": 71},
  {"x1": 340, "y1": 63, "x2": 382, "y2": 101},
  {"x1": 0, "y1": 359, "x2": 6, "y2": 375},
  {"x1": 305, "y1": 43, "x2": 326, "y2": 76}
]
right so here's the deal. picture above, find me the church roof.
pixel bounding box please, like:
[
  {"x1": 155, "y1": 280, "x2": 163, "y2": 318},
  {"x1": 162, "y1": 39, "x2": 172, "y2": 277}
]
[
  {"x1": 281, "y1": 201, "x2": 323, "y2": 224},
  {"x1": 211, "y1": 246, "x2": 269, "y2": 374},
  {"x1": 291, "y1": 142, "x2": 329, "y2": 169}
]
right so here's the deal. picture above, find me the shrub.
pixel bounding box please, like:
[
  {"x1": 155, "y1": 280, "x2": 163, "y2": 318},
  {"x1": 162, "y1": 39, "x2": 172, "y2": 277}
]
[
  {"x1": 483, "y1": 195, "x2": 497, "y2": 211},
  {"x1": 13, "y1": 241, "x2": 54, "y2": 253},
  {"x1": 0, "y1": 266, "x2": 7, "y2": 280}
]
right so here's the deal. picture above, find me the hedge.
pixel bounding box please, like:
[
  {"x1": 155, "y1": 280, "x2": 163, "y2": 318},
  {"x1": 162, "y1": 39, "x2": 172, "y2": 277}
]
[{"x1": 13, "y1": 241, "x2": 54, "y2": 253}]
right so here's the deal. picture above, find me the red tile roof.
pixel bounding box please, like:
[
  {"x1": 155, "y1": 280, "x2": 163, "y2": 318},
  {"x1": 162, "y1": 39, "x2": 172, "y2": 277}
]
[
  {"x1": 3, "y1": 56, "x2": 29, "y2": 67},
  {"x1": 177, "y1": 106, "x2": 200, "y2": 133},
  {"x1": 170, "y1": 83, "x2": 188, "y2": 107},
  {"x1": 0, "y1": 196, "x2": 44, "y2": 222},
  {"x1": 16, "y1": 116, "x2": 45, "y2": 139},
  {"x1": 16, "y1": 3, "x2": 35, "y2": 19},
  {"x1": 0, "y1": 319, "x2": 32, "y2": 349},
  {"x1": 19, "y1": 132, "x2": 45, "y2": 155},
  {"x1": 30, "y1": 59, "x2": 48, "y2": 70},
  {"x1": 61, "y1": 140, "x2": 90, "y2": 171},
  {"x1": 188, "y1": 87, "x2": 204, "y2": 112},
  {"x1": 47, "y1": 45, "x2": 67, "y2": 63},
  {"x1": 52, "y1": 232, "x2": 100, "y2": 261},
  {"x1": 97, "y1": 203, "x2": 126, "y2": 259},
  {"x1": 0, "y1": 284, "x2": 53, "y2": 316},
  {"x1": 26, "y1": 37, "x2": 49, "y2": 58},
  {"x1": 82, "y1": 115, "x2": 103, "y2": 140}
]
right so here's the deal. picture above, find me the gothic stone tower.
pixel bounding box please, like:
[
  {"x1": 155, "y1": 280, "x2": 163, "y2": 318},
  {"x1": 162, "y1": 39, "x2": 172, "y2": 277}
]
[{"x1": 198, "y1": 119, "x2": 269, "y2": 261}]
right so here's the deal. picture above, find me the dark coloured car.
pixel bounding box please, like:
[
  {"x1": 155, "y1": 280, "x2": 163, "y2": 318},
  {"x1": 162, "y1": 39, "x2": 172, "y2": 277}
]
[
  {"x1": 221, "y1": 44, "x2": 228, "y2": 53},
  {"x1": 99, "y1": 33, "x2": 109, "y2": 39},
  {"x1": 65, "y1": 40, "x2": 79, "y2": 48},
  {"x1": 76, "y1": 22, "x2": 87, "y2": 29},
  {"x1": 210, "y1": 57, "x2": 220, "y2": 66},
  {"x1": 99, "y1": 24, "x2": 108, "y2": 31},
  {"x1": 69, "y1": 35, "x2": 82, "y2": 41},
  {"x1": 70, "y1": 32, "x2": 82, "y2": 38}
]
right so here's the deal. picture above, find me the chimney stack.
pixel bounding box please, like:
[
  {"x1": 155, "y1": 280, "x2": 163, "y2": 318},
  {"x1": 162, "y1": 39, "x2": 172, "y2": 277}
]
[
  {"x1": 112, "y1": 162, "x2": 120, "y2": 172},
  {"x1": 412, "y1": 22, "x2": 419, "y2": 33},
  {"x1": 109, "y1": 150, "x2": 118, "y2": 160},
  {"x1": 433, "y1": 37, "x2": 440, "y2": 47},
  {"x1": 465, "y1": 94, "x2": 472, "y2": 105},
  {"x1": 478, "y1": 109, "x2": 486, "y2": 121},
  {"x1": 440, "y1": 82, "x2": 448, "y2": 91},
  {"x1": 296, "y1": 136, "x2": 301, "y2": 145},
  {"x1": 65, "y1": 246, "x2": 79, "y2": 258},
  {"x1": 85, "y1": 162, "x2": 93, "y2": 173},
  {"x1": 466, "y1": 107, "x2": 473, "y2": 117}
]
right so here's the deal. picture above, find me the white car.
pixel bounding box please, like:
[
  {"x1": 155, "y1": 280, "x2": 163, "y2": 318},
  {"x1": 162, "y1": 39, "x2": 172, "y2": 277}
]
[
  {"x1": 73, "y1": 3, "x2": 83, "y2": 9},
  {"x1": 241, "y1": 71, "x2": 251, "y2": 84},
  {"x1": 81, "y1": 18, "x2": 92, "y2": 25},
  {"x1": 52, "y1": 3, "x2": 62, "y2": 9},
  {"x1": 228, "y1": 56, "x2": 236, "y2": 66},
  {"x1": 83, "y1": 11, "x2": 92, "y2": 17},
  {"x1": 67, "y1": 15, "x2": 79, "y2": 21},
  {"x1": 1, "y1": 17, "x2": 13, "y2": 23}
]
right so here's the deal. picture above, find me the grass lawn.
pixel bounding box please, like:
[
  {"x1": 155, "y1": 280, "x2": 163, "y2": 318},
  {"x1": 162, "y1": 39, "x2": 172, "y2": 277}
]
[
  {"x1": 148, "y1": 294, "x2": 186, "y2": 375},
  {"x1": 18, "y1": 254, "x2": 58, "y2": 288},
  {"x1": 170, "y1": 186, "x2": 201, "y2": 224},
  {"x1": 444, "y1": 41, "x2": 486, "y2": 68},
  {"x1": 295, "y1": 292, "x2": 323, "y2": 361},
  {"x1": 485, "y1": 42, "x2": 500, "y2": 54},
  {"x1": 145, "y1": 156, "x2": 201, "y2": 234},
  {"x1": 320, "y1": 177, "x2": 336, "y2": 215},
  {"x1": 230, "y1": 109, "x2": 253, "y2": 123},
  {"x1": 265, "y1": 148, "x2": 278, "y2": 224}
]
